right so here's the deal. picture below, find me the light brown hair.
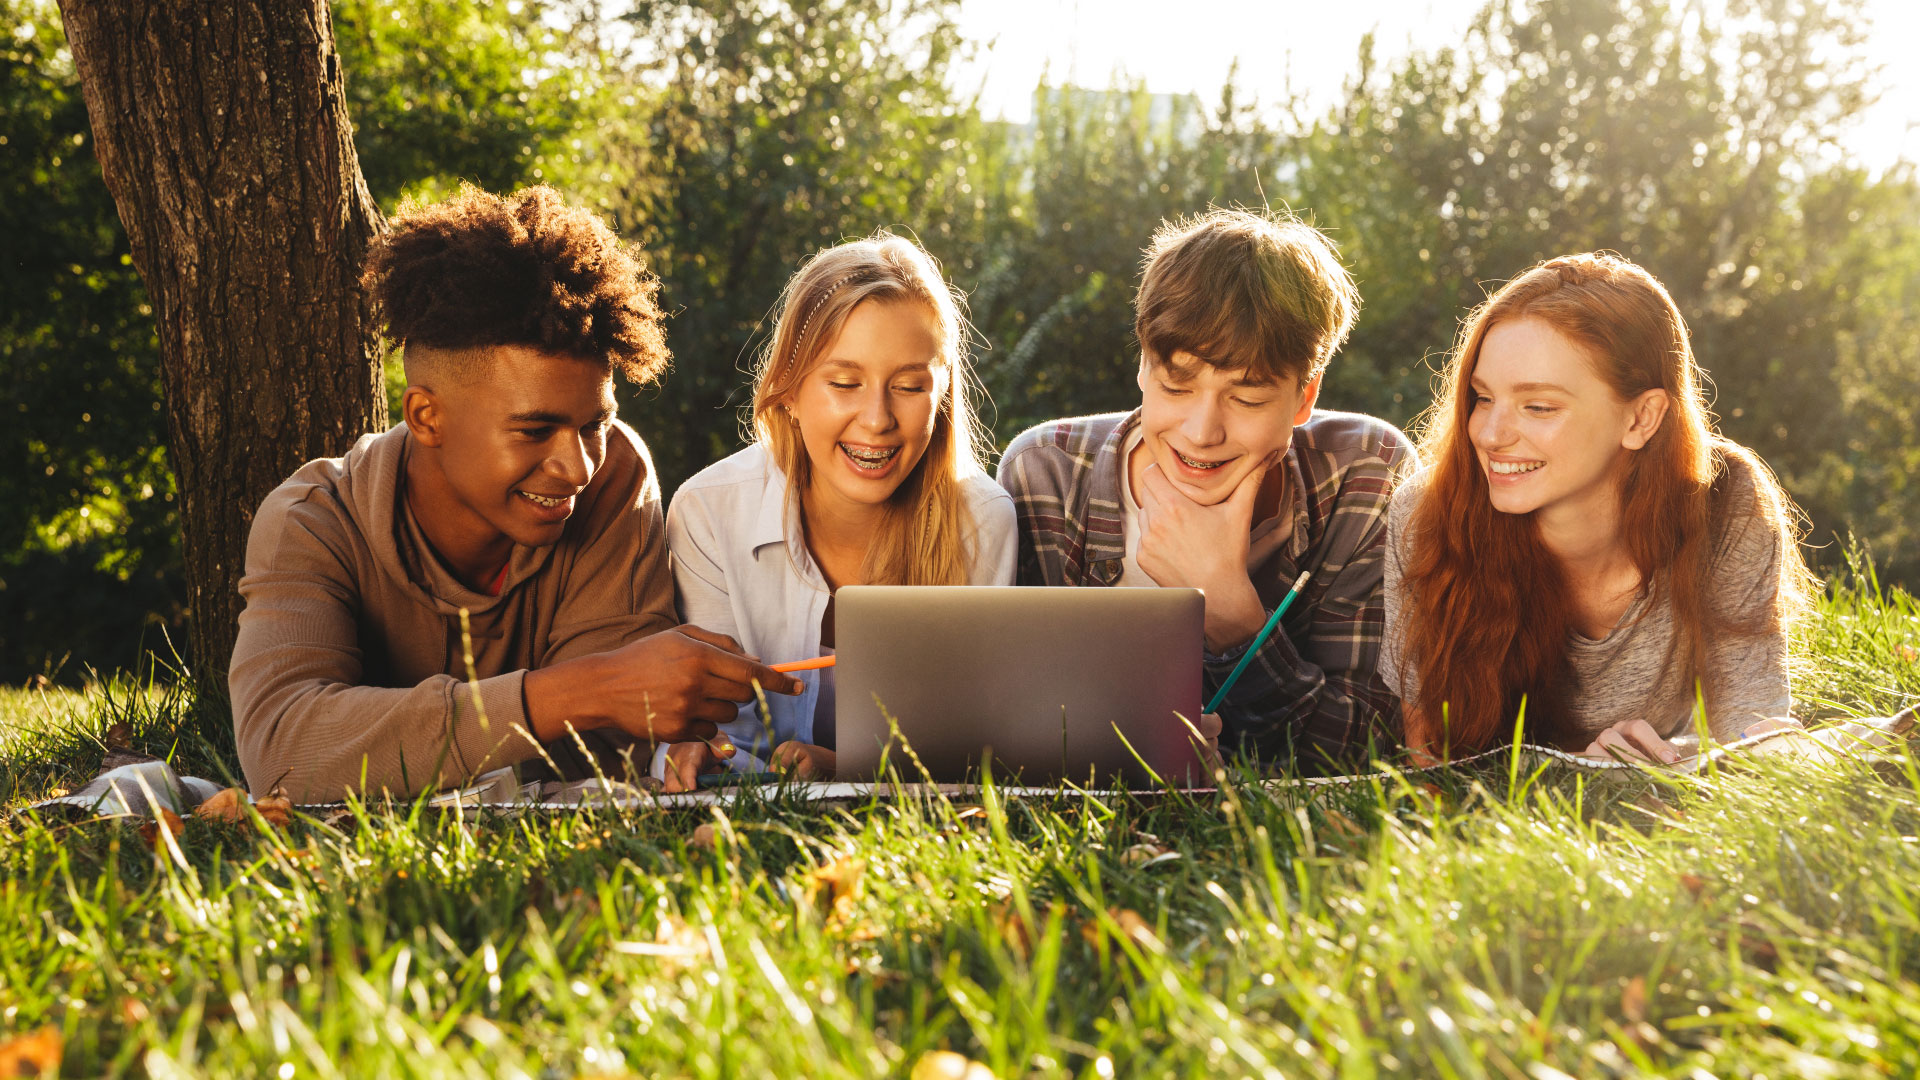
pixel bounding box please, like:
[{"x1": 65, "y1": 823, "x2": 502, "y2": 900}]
[
  {"x1": 1398, "y1": 253, "x2": 1817, "y2": 756},
  {"x1": 1134, "y1": 208, "x2": 1360, "y2": 388},
  {"x1": 751, "y1": 232, "x2": 988, "y2": 586}
]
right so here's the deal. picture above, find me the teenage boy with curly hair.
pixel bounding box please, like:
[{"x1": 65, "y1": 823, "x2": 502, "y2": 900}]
[
  {"x1": 997, "y1": 209, "x2": 1413, "y2": 770},
  {"x1": 230, "y1": 185, "x2": 800, "y2": 801}
]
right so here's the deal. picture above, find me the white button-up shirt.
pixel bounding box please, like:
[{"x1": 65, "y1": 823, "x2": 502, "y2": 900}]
[{"x1": 659, "y1": 442, "x2": 1018, "y2": 774}]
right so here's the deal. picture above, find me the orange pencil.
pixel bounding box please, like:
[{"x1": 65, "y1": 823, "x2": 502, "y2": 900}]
[{"x1": 770, "y1": 655, "x2": 837, "y2": 673}]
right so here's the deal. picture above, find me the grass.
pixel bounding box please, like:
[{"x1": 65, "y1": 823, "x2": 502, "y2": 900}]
[{"x1": 1, "y1": 564, "x2": 1917, "y2": 1078}]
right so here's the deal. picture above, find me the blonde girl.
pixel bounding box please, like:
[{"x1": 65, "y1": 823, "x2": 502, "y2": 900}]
[{"x1": 655, "y1": 232, "x2": 1016, "y2": 789}]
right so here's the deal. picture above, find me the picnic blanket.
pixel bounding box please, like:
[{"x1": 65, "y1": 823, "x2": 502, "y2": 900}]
[{"x1": 28, "y1": 707, "x2": 1917, "y2": 820}]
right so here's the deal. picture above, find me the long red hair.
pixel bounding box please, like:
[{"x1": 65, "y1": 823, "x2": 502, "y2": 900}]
[{"x1": 1397, "y1": 253, "x2": 1811, "y2": 756}]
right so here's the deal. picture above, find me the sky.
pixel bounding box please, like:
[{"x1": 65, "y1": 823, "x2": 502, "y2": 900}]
[{"x1": 949, "y1": 0, "x2": 1919, "y2": 175}]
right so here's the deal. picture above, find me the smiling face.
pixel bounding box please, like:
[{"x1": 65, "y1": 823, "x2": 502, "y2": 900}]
[
  {"x1": 786, "y1": 298, "x2": 946, "y2": 519},
  {"x1": 1467, "y1": 317, "x2": 1665, "y2": 520},
  {"x1": 405, "y1": 343, "x2": 616, "y2": 559},
  {"x1": 1134, "y1": 350, "x2": 1316, "y2": 506}
]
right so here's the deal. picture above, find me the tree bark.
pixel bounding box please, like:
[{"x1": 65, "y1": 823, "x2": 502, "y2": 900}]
[{"x1": 56, "y1": 0, "x2": 385, "y2": 699}]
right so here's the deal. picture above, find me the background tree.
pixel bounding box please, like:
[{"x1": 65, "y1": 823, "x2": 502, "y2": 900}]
[
  {"x1": 53, "y1": 0, "x2": 387, "y2": 696},
  {"x1": 591, "y1": 0, "x2": 987, "y2": 488}
]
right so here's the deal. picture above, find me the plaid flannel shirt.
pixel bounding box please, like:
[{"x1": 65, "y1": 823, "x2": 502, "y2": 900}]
[{"x1": 996, "y1": 408, "x2": 1415, "y2": 768}]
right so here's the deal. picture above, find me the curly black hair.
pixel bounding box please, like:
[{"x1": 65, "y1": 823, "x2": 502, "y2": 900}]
[{"x1": 363, "y1": 184, "x2": 670, "y2": 384}]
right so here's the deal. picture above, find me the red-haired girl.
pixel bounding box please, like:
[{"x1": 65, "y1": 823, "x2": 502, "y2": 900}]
[{"x1": 1381, "y1": 253, "x2": 1817, "y2": 763}]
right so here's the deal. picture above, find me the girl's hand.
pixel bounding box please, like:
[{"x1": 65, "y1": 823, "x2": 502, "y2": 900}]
[
  {"x1": 1577, "y1": 719, "x2": 1683, "y2": 765},
  {"x1": 662, "y1": 739, "x2": 729, "y2": 792},
  {"x1": 771, "y1": 741, "x2": 837, "y2": 780},
  {"x1": 1740, "y1": 716, "x2": 1801, "y2": 739}
]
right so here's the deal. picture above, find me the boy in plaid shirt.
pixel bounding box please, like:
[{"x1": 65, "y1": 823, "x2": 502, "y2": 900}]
[{"x1": 996, "y1": 210, "x2": 1414, "y2": 769}]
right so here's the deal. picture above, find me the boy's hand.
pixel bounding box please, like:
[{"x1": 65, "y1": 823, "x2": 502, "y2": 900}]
[
  {"x1": 771, "y1": 741, "x2": 836, "y2": 780},
  {"x1": 524, "y1": 625, "x2": 801, "y2": 746},
  {"x1": 1136, "y1": 459, "x2": 1271, "y2": 652},
  {"x1": 1192, "y1": 712, "x2": 1225, "y2": 775}
]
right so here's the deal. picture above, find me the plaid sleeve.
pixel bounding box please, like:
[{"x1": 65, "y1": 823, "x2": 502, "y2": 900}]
[
  {"x1": 1205, "y1": 521, "x2": 1398, "y2": 767},
  {"x1": 1206, "y1": 433, "x2": 1413, "y2": 768},
  {"x1": 996, "y1": 425, "x2": 1082, "y2": 587}
]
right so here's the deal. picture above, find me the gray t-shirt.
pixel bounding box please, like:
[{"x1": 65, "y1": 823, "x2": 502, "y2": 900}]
[{"x1": 1379, "y1": 454, "x2": 1790, "y2": 745}]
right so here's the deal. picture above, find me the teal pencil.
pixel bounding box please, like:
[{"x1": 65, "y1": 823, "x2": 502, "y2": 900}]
[{"x1": 1204, "y1": 570, "x2": 1313, "y2": 715}]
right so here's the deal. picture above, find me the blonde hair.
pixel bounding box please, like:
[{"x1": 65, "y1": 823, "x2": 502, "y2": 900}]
[{"x1": 751, "y1": 231, "x2": 989, "y2": 586}]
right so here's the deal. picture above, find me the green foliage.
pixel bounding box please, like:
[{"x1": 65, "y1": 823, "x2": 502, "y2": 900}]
[
  {"x1": 1783, "y1": 169, "x2": 1920, "y2": 577},
  {"x1": 1795, "y1": 547, "x2": 1920, "y2": 718},
  {"x1": 590, "y1": 0, "x2": 986, "y2": 488},
  {"x1": 7, "y1": 0, "x2": 1920, "y2": 679},
  {"x1": 0, "y1": 2, "x2": 182, "y2": 682},
  {"x1": 1288, "y1": 0, "x2": 1920, "y2": 580},
  {"x1": 1, "y1": 576, "x2": 1917, "y2": 1074},
  {"x1": 967, "y1": 80, "x2": 1287, "y2": 439},
  {"x1": 333, "y1": 0, "x2": 611, "y2": 207}
]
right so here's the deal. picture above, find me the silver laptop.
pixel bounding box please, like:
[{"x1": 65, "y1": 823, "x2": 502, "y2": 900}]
[{"x1": 834, "y1": 586, "x2": 1208, "y2": 786}]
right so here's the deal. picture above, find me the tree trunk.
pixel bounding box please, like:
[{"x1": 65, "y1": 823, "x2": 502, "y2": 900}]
[{"x1": 56, "y1": 0, "x2": 385, "y2": 699}]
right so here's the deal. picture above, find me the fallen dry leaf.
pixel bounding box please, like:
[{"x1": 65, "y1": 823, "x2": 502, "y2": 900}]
[
  {"x1": 0, "y1": 1026, "x2": 63, "y2": 1075},
  {"x1": 1621, "y1": 975, "x2": 1648, "y2": 1024},
  {"x1": 689, "y1": 823, "x2": 717, "y2": 852},
  {"x1": 192, "y1": 787, "x2": 247, "y2": 824},
  {"x1": 138, "y1": 808, "x2": 185, "y2": 849},
  {"x1": 805, "y1": 855, "x2": 865, "y2": 926},
  {"x1": 1733, "y1": 917, "x2": 1780, "y2": 967},
  {"x1": 1120, "y1": 842, "x2": 1174, "y2": 867},
  {"x1": 987, "y1": 902, "x2": 1035, "y2": 961},
  {"x1": 119, "y1": 998, "x2": 150, "y2": 1025},
  {"x1": 102, "y1": 722, "x2": 132, "y2": 749},
  {"x1": 1678, "y1": 873, "x2": 1708, "y2": 898},
  {"x1": 253, "y1": 795, "x2": 292, "y2": 829},
  {"x1": 1619, "y1": 978, "x2": 1663, "y2": 1052},
  {"x1": 909, "y1": 1050, "x2": 996, "y2": 1080},
  {"x1": 1082, "y1": 907, "x2": 1160, "y2": 951},
  {"x1": 1112, "y1": 908, "x2": 1158, "y2": 948},
  {"x1": 1632, "y1": 791, "x2": 1685, "y2": 824},
  {"x1": 193, "y1": 788, "x2": 291, "y2": 829},
  {"x1": 1321, "y1": 809, "x2": 1366, "y2": 840},
  {"x1": 612, "y1": 913, "x2": 711, "y2": 973}
]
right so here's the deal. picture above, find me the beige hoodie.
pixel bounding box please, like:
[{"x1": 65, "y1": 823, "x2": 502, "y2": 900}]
[{"x1": 229, "y1": 421, "x2": 674, "y2": 801}]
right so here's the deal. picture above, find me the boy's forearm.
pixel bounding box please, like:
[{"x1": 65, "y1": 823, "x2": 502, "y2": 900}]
[{"x1": 523, "y1": 656, "x2": 609, "y2": 743}]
